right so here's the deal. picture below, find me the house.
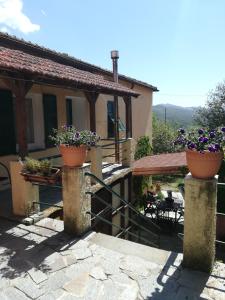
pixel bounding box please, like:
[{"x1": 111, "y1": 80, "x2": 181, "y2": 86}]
[{"x1": 0, "y1": 33, "x2": 158, "y2": 179}]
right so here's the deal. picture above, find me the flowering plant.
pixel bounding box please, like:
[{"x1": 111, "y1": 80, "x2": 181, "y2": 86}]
[
  {"x1": 50, "y1": 125, "x2": 100, "y2": 148},
  {"x1": 174, "y1": 127, "x2": 225, "y2": 153}
]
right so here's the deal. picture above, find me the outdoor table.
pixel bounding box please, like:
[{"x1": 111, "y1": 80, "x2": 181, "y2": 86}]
[{"x1": 155, "y1": 201, "x2": 182, "y2": 223}]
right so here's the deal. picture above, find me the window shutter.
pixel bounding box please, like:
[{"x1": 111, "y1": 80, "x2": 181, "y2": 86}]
[
  {"x1": 107, "y1": 101, "x2": 115, "y2": 138},
  {"x1": 43, "y1": 94, "x2": 58, "y2": 148},
  {"x1": 66, "y1": 98, "x2": 73, "y2": 126},
  {"x1": 0, "y1": 89, "x2": 16, "y2": 155}
]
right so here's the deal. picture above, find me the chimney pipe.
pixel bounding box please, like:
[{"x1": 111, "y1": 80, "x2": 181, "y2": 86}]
[{"x1": 111, "y1": 50, "x2": 120, "y2": 163}]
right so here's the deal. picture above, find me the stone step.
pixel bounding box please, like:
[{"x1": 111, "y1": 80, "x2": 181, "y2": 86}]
[{"x1": 89, "y1": 232, "x2": 172, "y2": 266}]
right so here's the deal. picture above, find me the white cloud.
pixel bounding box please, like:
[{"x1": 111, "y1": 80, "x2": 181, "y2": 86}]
[
  {"x1": 0, "y1": 26, "x2": 11, "y2": 33},
  {"x1": 0, "y1": 0, "x2": 40, "y2": 34}
]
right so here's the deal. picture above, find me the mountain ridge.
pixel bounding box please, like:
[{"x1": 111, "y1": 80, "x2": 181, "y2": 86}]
[{"x1": 153, "y1": 103, "x2": 199, "y2": 128}]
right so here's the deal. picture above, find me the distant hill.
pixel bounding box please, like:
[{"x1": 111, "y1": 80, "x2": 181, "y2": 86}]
[{"x1": 153, "y1": 104, "x2": 199, "y2": 128}]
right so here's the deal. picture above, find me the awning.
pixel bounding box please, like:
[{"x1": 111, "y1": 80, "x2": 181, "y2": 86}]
[{"x1": 132, "y1": 152, "x2": 187, "y2": 176}]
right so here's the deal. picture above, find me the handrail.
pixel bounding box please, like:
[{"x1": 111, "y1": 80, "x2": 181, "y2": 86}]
[
  {"x1": 85, "y1": 172, "x2": 161, "y2": 232},
  {"x1": 100, "y1": 138, "x2": 128, "y2": 148},
  {"x1": 0, "y1": 162, "x2": 11, "y2": 184},
  {"x1": 86, "y1": 211, "x2": 158, "y2": 248},
  {"x1": 87, "y1": 191, "x2": 159, "y2": 239}
]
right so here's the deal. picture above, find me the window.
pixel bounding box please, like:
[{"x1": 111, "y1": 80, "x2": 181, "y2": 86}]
[
  {"x1": 25, "y1": 98, "x2": 34, "y2": 143},
  {"x1": 107, "y1": 101, "x2": 115, "y2": 138},
  {"x1": 107, "y1": 101, "x2": 126, "y2": 138},
  {"x1": 43, "y1": 94, "x2": 58, "y2": 148},
  {"x1": 66, "y1": 98, "x2": 73, "y2": 126},
  {"x1": 0, "y1": 89, "x2": 16, "y2": 155}
]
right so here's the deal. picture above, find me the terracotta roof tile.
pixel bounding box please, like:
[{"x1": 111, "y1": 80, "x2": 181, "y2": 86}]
[
  {"x1": 0, "y1": 33, "x2": 158, "y2": 91},
  {"x1": 132, "y1": 152, "x2": 187, "y2": 175},
  {"x1": 0, "y1": 46, "x2": 139, "y2": 97}
]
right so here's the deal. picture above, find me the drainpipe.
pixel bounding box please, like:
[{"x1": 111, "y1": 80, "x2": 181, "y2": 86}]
[{"x1": 111, "y1": 50, "x2": 120, "y2": 163}]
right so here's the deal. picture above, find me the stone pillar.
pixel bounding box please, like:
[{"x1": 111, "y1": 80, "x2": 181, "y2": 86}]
[
  {"x1": 10, "y1": 161, "x2": 39, "y2": 217},
  {"x1": 89, "y1": 146, "x2": 103, "y2": 183},
  {"x1": 62, "y1": 164, "x2": 91, "y2": 235},
  {"x1": 183, "y1": 174, "x2": 217, "y2": 273},
  {"x1": 122, "y1": 138, "x2": 135, "y2": 167}
]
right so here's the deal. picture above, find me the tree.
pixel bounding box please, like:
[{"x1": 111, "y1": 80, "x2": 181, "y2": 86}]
[
  {"x1": 133, "y1": 136, "x2": 152, "y2": 201},
  {"x1": 194, "y1": 81, "x2": 225, "y2": 129},
  {"x1": 134, "y1": 136, "x2": 152, "y2": 160},
  {"x1": 152, "y1": 114, "x2": 176, "y2": 154}
]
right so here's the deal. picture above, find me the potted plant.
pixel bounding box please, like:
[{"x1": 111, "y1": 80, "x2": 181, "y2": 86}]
[
  {"x1": 174, "y1": 128, "x2": 225, "y2": 179},
  {"x1": 20, "y1": 157, "x2": 61, "y2": 184},
  {"x1": 50, "y1": 125, "x2": 100, "y2": 167}
]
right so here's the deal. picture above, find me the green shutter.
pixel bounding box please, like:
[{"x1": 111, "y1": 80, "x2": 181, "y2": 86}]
[
  {"x1": 107, "y1": 101, "x2": 115, "y2": 138},
  {"x1": 66, "y1": 98, "x2": 73, "y2": 126},
  {"x1": 43, "y1": 94, "x2": 58, "y2": 148},
  {"x1": 0, "y1": 89, "x2": 16, "y2": 155}
]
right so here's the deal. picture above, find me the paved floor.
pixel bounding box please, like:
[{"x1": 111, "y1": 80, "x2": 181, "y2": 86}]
[{"x1": 0, "y1": 217, "x2": 225, "y2": 300}]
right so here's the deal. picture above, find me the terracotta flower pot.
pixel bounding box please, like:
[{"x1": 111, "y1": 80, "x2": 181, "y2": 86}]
[
  {"x1": 186, "y1": 149, "x2": 224, "y2": 179},
  {"x1": 59, "y1": 145, "x2": 87, "y2": 167}
]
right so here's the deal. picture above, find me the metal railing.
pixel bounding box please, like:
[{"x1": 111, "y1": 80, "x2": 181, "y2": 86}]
[
  {"x1": 100, "y1": 138, "x2": 127, "y2": 162},
  {"x1": 85, "y1": 172, "x2": 161, "y2": 248}
]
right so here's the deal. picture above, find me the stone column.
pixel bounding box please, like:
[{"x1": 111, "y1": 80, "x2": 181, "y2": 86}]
[
  {"x1": 183, "y1": 174, "x2": 217, "y2": 273},
  {"x1": 62, "y1": 164, "x2": 91, "y2": 235},
  {"x1": 89, "y1": 146, "x2": 103, "y2": 183},
  {"x1": 10, "y1": 161, "x2": 39, "y2": 217},
  {"x1": 122, "y1": 138, "x2": 135, "y2": 167}
]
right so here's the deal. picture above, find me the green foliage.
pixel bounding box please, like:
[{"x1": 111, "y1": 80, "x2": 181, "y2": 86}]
[
  {"x1": 133, "y1": 136, "x2": 152, "y2": 202},
  {"x1": 152, "y1": 114, "x2": 176, "y2": 154},
  {"x1": 39, "y1": 160, "x2": 52, "y2": 176},
  {"x1": 23, "y1": 157, "x2": 52, "y2": 176},
  {"x1": 156, "y1": 190, "x2": 164, "y2": 201},
  {"x1": 23, "y1": 157, "x2": 40, "y2": 174},
  {"x1": 50, "y1": 125, "x2": 100, "y2": 147},
  {"x1": 134, "y1": 136, "x2": 152, "y2": 160},
  {"x1": 194, "y1": 81, "x2": 225, "y2": 129}
]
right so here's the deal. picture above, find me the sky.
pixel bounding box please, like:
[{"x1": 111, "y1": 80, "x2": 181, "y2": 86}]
[{"x1": 0, "y1": 0, "x2": 225, "y2": 107}]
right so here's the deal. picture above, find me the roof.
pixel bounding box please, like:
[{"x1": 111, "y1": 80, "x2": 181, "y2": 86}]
[
  {"x1": 0, "y1": 33, "x2": 158, "y2": 91},
  {"x1": 0, "y1": 46, "x2": 139, "y2": 97},
  {"x1": 132, "y1": 152, "x2": 187, "y2": 176}
]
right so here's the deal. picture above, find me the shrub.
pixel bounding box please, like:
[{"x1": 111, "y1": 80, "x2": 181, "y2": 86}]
[
  {"x1": 133, "y1": 136, "x2": 152, "y2": 206},
  {"x1": 23, "y1": 157, "x2": 40, "y2": 174}
]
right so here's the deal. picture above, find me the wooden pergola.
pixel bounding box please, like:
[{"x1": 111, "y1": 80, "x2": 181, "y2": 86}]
[{"x1": 0, "y1": 41, "x2": 139, "y2": 160}]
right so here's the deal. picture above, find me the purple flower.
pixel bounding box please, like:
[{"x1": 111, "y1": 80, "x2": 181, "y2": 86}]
[
  {"x1": 198, "y1": 129, "x2": 204, "y2": 134},
  {"x1": 188, "y1": 143, "x2": 196, "y2": 149},
  {"x1": 198, "y1": 137, "x2": 204, "y2": 142},
  {"x1": 208, "y1": 146, "x2": 215, "y2": 152},
  {"x1": 215, "y1": 143, "x2": 220, "y2": 150},
  {"x1": 221, "y1": 127, "x2": 225, "y2": 133},
  {"x1": 203, "y1": 137, "x2": 208, "y2": 143},
  {"x1": 209, "y1": 132, "x2": 215, "y2": 138},
  {"x1": 179, "y1": 128, "x2": 185, "y2": 134}
]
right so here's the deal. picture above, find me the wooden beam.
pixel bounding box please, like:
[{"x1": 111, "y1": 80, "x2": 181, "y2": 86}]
[
  {"x1": 8, "y1": 79, "x2": 33, "y2": 159},
  {"x1": 85, "y1": 92, "x2": 99, "y2": 132},
  {"x1": 123, "y1": 96, "x2": 132, "y2": 138}
]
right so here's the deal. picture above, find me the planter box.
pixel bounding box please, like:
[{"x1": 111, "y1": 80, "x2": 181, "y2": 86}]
[{"x1": 20, "y1": 168, "x2": 61, "y2": 185}]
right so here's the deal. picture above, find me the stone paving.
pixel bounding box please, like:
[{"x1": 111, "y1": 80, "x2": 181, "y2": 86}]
[{"x1": 0, "y1": 217, "x2": 225, "y2": 299}]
